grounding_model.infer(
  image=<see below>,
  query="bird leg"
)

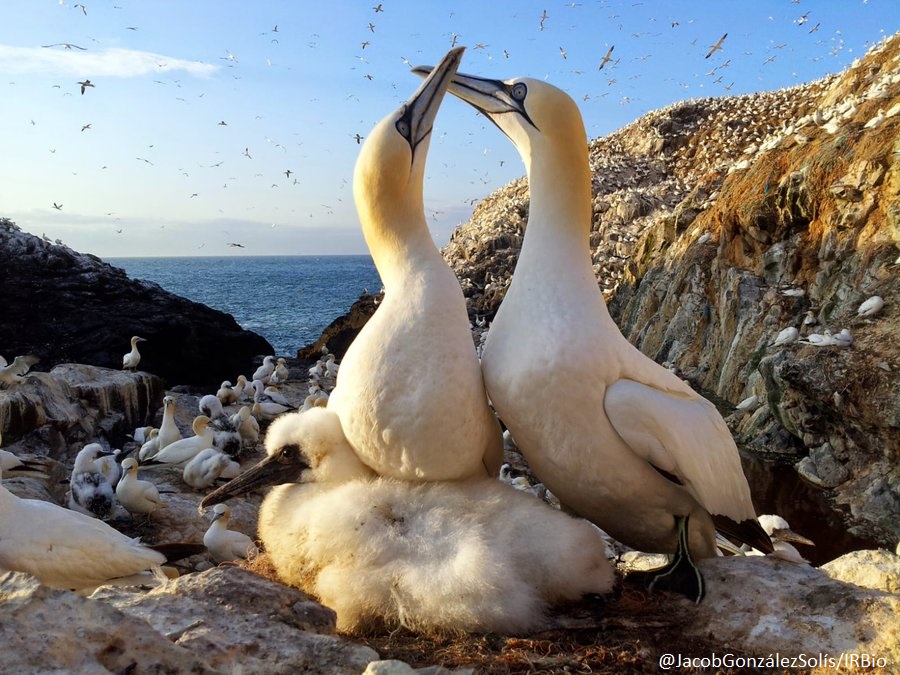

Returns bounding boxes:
[628,515,705,604]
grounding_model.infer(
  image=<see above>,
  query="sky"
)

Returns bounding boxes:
[1,1,897,258]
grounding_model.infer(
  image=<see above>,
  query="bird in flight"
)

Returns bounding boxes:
[52,202,63,210]
[598,45,615,69]
[81,123,92,132]
[539,9,549,31]
[74,3,87,15]
[354,133,364,144]
[227,242,245,248]
[43,43,86,50]
[373,3,383,12]
[284,169,293,178]
[705,33,727,59]
[78,79,94,94]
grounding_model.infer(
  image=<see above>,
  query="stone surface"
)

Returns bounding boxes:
[821,548,900,594]
[0,219,273,388]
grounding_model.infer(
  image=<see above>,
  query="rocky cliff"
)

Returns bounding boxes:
[0,219,273,387]
[440,35,900,545]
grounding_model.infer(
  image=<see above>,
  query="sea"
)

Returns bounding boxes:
[106,256,383,356]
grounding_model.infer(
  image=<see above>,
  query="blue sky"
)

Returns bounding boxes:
[1,1,896,257]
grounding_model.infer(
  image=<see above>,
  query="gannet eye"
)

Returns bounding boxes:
[510,82,527,101]
[279,444,300,462]
[395,119,411,138]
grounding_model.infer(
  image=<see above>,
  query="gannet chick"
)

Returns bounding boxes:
[183,448,241,490]
[200,408,615,636]
[116,457,161,518]
[202,503,258,563]
[252,355,276,384]
[122,336,146,371]
[0,465,168,592]
[143,416,214,468]
[157,395,183,450]
[68,443,116,519]
[745,514,815,564]
[0,354,40,387]
[328,46,503,482]
[230,405,260,447]
[770,326,799,349]
[413,64,771,601]
[857,295,884,318]
[217,380,239,406]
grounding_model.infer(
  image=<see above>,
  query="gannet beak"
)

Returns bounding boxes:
[770,527,816,547]
[410,65,535,128]
[199,449,310,509]
[399,46,464,151]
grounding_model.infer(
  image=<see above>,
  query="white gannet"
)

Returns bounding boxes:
[230,405,260,447]
[413,65,771,600]
[252,355,276,384]
[770,326,800,349]
[0,433,50,479]
[137,428,160,462]
[122,336,146,371]
[143,415,214,468]
[216,380,239,406]
[328,46,503,482]
[183,447,241,490]
[270,358,290,384]
[68,443,117,519]
[832,328,854,348]
[324,353,339,378]
[0,354,40,387]
[234,374,251,400]
[157,395,183,450]
[130,425,154,445]
[200,408,615,635]
[0,465,169,592]
[94,447,128,489]
[800,329,836,346]
[202,503,258,564]
[857,295,884,318]
[116,457,162,519]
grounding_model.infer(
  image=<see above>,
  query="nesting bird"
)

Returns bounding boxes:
[200,407,615,635]
[143,415,215,468]
[183,448,241,490]
[328,46,503,482]
[122,336,146,371]
[202,503,258,564]
[157,395,183,451]
[252,355,276,384]
[116,457,162,519]
[412,63,771,600]
[857,295,884,318]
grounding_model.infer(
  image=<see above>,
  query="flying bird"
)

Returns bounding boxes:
[598,46,615,69]
[77,79,94,94]
[539,9,549,30]
[43,43,86,50]
[52,202,63,210]
[705,33,727,58]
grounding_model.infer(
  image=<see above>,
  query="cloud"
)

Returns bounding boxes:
[0,44,218,78]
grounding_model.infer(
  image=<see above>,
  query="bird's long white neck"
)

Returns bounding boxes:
[518,136,593,277]
[361,205,446,291]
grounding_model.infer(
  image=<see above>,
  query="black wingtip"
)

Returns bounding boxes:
[713,514,774,554]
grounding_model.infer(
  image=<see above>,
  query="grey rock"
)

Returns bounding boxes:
[821,548,900,594]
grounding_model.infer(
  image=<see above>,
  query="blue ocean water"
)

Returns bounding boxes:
[106,256,382,355]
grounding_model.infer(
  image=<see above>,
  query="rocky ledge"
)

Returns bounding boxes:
[0,219,273,388]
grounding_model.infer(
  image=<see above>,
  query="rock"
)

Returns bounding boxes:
[0,364,164,456]
[297,292,381,360]
[93,566,379,674]
[363,661,475,675]
[675,556,900,661]
[0,571,215,673]
[0,220,273,388]
[821,548,900,594]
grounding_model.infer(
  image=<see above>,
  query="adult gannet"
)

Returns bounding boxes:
[116,457,162,519]
[202,503,258,563]
[157,395,183,450]
[216,380,239,406]
[412,65,771,600]
[230,405,260,448]
[143,415,214,468]
[137,428,160,462]
[770,326,800,349]
[252,355,276,384]
[200,408,614,635]
[122,336,146,371]
[857,295,884,318]
[199,394,242,457]
[68,443,117,519]
[0,465,168,592]
[270,358,290,384]
[0,433,49,479]
[327,47,503,481]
